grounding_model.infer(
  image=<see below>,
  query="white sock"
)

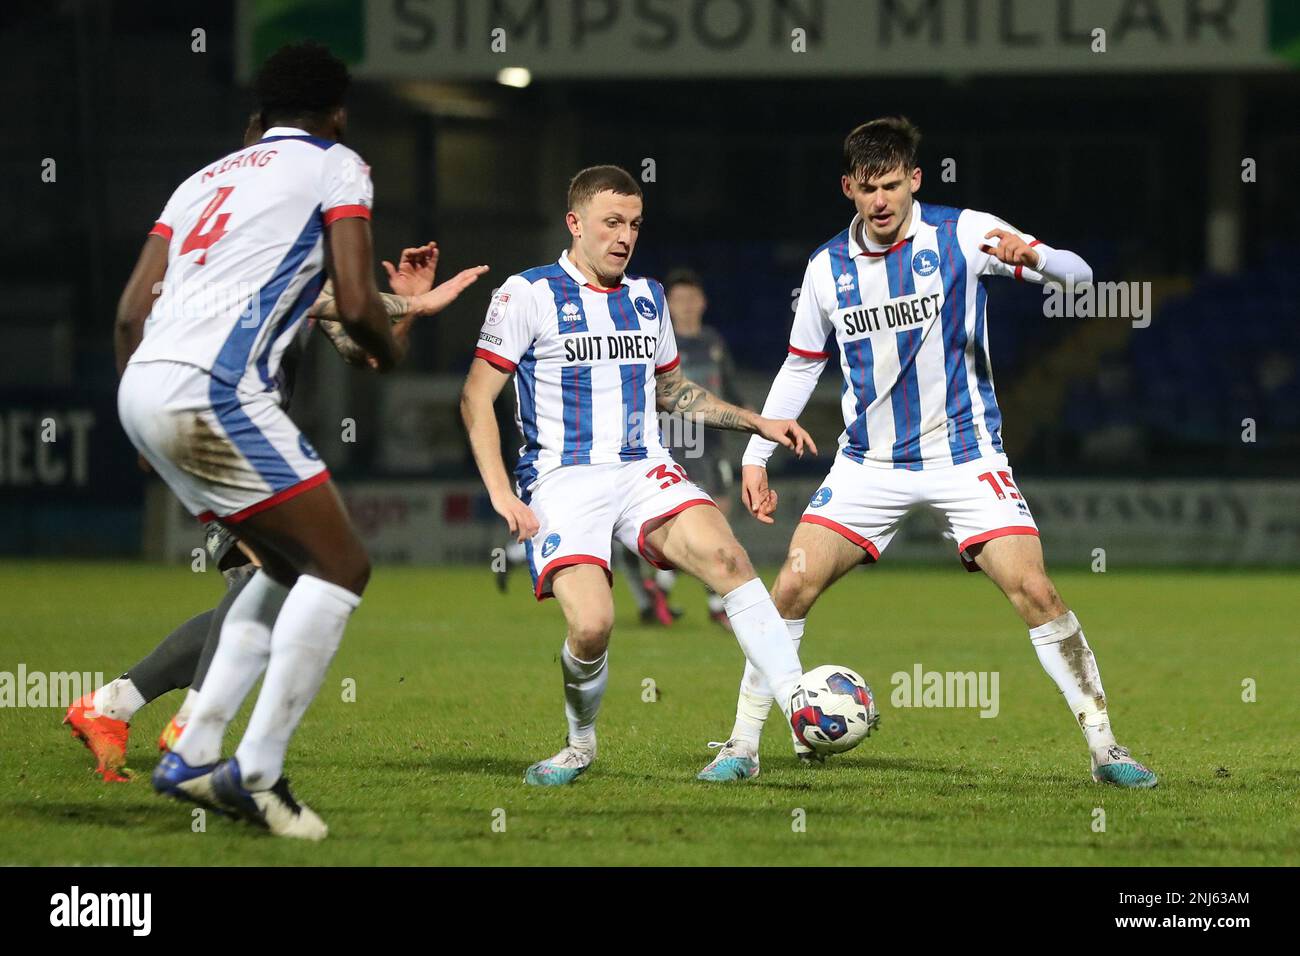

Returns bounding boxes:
[93,677,147,722]
[1029,610,1117,752]
[730,619,803,748]
[654,569,677,593]
[561,642,607,754]
[175,571,288,767]
[723,580,803,718]
[174,688,199,724]
[234,575,360,790]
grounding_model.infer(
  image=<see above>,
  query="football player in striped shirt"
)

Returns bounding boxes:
[699,117,1156,789]
[461,166,818,786]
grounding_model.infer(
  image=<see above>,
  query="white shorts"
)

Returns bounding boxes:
[522,457,716,600]
[118,360,328,523]
[801,451,1039,571]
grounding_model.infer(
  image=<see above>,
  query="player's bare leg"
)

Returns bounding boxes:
[157,480,371,838]
[697,521,865,780]
[972,533,1157,788]
[701,491,735,629]
[645,504,807,780]
[524,564,614,786]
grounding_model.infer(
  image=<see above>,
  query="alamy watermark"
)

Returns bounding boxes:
[0,665,105,708]
[1042,276,1151,329]
[627,410,706,458]
[891,664,1000,718]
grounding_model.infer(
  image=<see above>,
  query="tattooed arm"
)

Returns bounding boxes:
[655,362,753,431]
[311,281,410,367]
[311,260,490,368]
[312,282,410,323]
[655,362,817,455]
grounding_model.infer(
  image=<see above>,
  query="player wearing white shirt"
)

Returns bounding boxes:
[700,117,1156,789]
[115,44,413,838]
[462,166,821,786]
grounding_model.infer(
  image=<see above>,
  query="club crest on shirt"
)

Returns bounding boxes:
[634,296,658,321]
[836,272,856,294]
[912,249,939,276]
[809,486,832,508]
[541,532,561,558]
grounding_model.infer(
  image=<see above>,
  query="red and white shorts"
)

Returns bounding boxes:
[523,457,715,600]
[118,360,328,523]
[800,451,1038,570]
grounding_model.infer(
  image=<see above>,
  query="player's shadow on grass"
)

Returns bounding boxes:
[749,753,975,782]
[384,753,534,778]
[3,797,201,835]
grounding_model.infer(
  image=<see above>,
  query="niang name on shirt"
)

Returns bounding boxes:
[563,332,658,363]
[839,292,942,338]
[201,148,279,182]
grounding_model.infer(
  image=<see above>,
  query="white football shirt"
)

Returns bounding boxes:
[129,126,373,398]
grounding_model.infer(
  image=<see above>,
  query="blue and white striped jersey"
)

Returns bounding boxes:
[474,252,679,493]
[788,202,1039,470]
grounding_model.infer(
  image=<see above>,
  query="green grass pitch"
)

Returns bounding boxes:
[1,561,1296,866]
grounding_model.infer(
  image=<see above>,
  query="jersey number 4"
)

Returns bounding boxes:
[180,186,234,264]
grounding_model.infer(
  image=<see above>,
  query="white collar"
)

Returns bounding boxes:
[261,126,313,139]
[848,200,923,257]
[558,250,626,290]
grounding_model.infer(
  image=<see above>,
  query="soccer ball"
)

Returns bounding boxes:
[789,665,880,756]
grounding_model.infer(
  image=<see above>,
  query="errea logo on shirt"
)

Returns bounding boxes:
[836,272,856,293]
[560,302,582,323]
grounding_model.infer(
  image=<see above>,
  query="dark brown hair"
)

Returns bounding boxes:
[567,165,643,213]
[843,116,922,182]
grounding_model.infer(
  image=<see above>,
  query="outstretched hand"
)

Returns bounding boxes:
[383,242,439,296]
[411,265,490,316]
[980,229,1041,269]
[755,417,818,458]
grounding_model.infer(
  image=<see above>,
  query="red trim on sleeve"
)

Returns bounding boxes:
[1014,240,1044,282]
[799,515,881,562]
[474,348,517,373]
[655,355,680,374]
[788,345,830,360]
[149,222,173,241]
[322,204,372,225]
[637,498,717,570]
[535,555,613,601]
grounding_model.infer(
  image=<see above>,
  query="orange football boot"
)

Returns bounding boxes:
[63,693,131,782]
[157,713,187,753]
